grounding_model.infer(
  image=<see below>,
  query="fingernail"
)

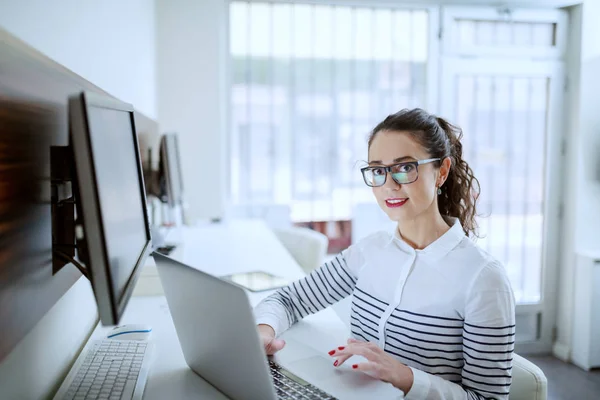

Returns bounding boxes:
[334,360,339,367]
[328,350,335,356]
[338,346,345,350]
[352,364,358,369]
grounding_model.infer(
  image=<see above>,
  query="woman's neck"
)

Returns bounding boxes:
[397,208,451,250]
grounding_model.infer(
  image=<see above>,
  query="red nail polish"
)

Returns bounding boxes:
[334,360,339,367]
[352,364,358,369]
[328,350,335,355]
[338,346,345,350]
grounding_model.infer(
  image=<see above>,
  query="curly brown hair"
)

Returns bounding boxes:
[368,108,481,237]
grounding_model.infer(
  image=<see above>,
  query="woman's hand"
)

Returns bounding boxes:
[258,324,286,355]
[328,338,414,393]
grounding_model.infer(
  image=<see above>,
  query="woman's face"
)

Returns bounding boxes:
[368,130,445,223]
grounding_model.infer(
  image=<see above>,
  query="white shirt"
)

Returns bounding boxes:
[254,217,516,400]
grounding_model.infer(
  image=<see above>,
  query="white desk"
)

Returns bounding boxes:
[91,220,401,399]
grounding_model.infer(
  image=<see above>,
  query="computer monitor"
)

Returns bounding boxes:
[69,91,153,325]
[159,133,184,207]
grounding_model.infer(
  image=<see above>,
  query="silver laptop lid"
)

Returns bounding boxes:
[153,252,277,400]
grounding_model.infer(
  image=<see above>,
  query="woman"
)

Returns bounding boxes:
[254,108,516,399]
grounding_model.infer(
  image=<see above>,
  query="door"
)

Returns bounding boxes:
[440,7,567,354]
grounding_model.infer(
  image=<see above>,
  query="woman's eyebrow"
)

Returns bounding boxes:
[367,156,415,165]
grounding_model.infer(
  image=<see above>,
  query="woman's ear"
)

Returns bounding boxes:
[438,157,452,187]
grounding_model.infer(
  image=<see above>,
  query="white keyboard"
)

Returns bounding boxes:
[53,339,153,400]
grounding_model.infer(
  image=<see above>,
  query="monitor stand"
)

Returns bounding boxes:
[155,244,177,256]
[50,145,90,280]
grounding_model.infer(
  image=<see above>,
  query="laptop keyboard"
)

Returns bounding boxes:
[269,360,337,400]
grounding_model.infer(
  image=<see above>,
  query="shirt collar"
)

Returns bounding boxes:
[389,216,466,259]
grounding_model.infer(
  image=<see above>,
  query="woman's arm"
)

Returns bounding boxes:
[254,250,360,337]
[406,261,516,400]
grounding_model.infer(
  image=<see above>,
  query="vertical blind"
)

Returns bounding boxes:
[449,19,558,303]
[230,1,429,222]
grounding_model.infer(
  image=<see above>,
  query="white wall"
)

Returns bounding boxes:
[0,1,156,397]
[554,0,600,361]
[0,0,157,118]
[155,0,229,223]
[0,279,98,400]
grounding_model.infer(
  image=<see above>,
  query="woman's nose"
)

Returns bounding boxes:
[382,171,400,190]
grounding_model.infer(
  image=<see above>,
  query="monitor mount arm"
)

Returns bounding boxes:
[50,145,89,279]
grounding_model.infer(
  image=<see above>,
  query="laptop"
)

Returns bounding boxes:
[153,252,403,400]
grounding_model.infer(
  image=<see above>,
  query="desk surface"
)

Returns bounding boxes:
[92,220,401,399]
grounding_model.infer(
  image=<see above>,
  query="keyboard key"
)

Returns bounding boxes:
[120,379,136,399]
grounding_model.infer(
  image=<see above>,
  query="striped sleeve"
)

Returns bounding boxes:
[405,261,516,400]
[253,247,361,337]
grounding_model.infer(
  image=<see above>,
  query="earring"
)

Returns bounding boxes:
[437,187,442,196]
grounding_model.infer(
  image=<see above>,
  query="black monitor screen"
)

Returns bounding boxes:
[87,107,148,301]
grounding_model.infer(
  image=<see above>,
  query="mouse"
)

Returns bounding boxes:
[107,324,152,341]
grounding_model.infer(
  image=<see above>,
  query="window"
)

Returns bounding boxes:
[441,7,567,347]
[230,1,429,222]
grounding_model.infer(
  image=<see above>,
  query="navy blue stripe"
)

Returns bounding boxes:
[354,286,388,306]
[279,288,304,321]
[351,307,379,327]
[353,292,386,313]
[386,328,463,347]
[463,367,511,379]
[264,297,293,324]
[324,263,352,295]
[390,314,464,330]
[464,322,515,330]
[350,315,378,335]
[395,309,464,323]
[352,301,381,320]
[351,323,379,342]
[463,357,513,370]
[385,341,463,363]
[432,372,462,378]
[309,273,335,305]
[462,384,509,396]
[340,255,351,270]
[463,344,514,357]
[387,320,463,337]
[463,344,512,362]
[293,281,316,314]
[462,376,511,388]
[385,334,464,354]
[335,255,356,284]
[289,283,311,316]
[331,257,354,289]
[386,349,463,371]
[305,274,328,309]
[351,329,373,343]
[315,266,345,301]
[310,268,342,304]
[273,293,296,323]
[299,278,324,310]
[464,327,515,338]
[466,391,489,400]
[463,335,515,347]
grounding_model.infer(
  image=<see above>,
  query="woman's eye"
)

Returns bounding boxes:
[372,167,386,176]
[397,164,415,173]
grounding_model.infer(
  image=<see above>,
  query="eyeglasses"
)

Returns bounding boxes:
[360,158,441,187]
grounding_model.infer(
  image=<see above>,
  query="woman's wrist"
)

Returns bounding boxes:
[257,323,276,337]
[393,364,414,394]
